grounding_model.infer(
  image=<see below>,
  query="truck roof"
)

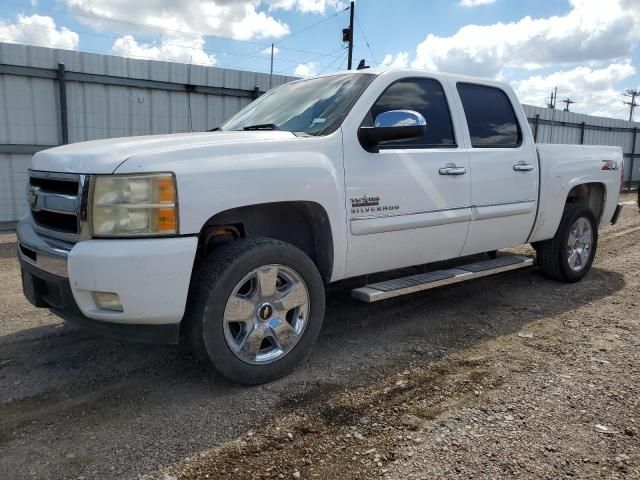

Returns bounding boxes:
[309,67,510,90]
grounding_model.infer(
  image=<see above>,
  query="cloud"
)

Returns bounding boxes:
[63,0,290,41]
[459,0,496,6]
[266,0,346,14]
[261,45,280,55]
[381,52,410,68]
[411,0,640,77]
[0,14,79,49]
[112,33,217,65]
[293,61,318,76]
[513,62,636,118]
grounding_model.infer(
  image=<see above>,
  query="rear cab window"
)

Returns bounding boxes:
[456,83,522,148]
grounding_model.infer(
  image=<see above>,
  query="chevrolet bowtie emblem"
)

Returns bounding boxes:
[28,186,39,210]
[259,304,273,320]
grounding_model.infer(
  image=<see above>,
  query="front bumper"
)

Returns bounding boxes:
[20,259,180,344]
[17,218,198,344]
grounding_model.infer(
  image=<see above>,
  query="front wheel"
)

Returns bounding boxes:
[185,237,325,385]
[536,204,598,283]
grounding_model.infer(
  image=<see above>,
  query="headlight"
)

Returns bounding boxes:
[91,173,178,237]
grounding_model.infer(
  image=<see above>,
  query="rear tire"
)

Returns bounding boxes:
[536,204,598,283]
[185,237,325,385]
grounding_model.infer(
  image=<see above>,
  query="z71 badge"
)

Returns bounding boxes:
[350,195,399,215]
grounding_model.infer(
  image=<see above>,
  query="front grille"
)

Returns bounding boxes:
[28,171,90,241]
[29,176,79,195]
[32,210,79,234]
[19,244,37,261]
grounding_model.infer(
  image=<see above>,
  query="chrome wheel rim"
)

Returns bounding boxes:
[223,264,309,365]
[566,217,593,272]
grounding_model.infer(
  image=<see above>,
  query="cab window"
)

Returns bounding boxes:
[363,78,456,148]
[457,83,522,148]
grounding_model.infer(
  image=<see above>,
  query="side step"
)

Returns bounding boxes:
[351,255,534,303]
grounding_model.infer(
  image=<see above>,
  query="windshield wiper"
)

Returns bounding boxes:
[242,123,280,131]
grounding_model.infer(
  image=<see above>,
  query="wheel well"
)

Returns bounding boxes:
[566,183,605,221]
[197,201,334,283]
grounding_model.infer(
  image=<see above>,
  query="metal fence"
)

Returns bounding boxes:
[1,42,639,227]
[523,104,639,190]
[0,43,296,226]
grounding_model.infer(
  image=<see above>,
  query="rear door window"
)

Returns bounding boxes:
[457,83,522,148]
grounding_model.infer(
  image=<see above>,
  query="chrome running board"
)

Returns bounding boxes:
[351,255,534,303]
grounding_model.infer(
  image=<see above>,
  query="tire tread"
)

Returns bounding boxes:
[184,237,324,384]
[536,203,597,283]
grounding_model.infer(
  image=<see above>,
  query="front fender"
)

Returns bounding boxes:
[115,133,348,281]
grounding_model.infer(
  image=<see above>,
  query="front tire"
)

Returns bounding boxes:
[536,204,598,283]
[185,237,325,385]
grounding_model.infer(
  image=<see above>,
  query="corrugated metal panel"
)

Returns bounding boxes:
[0,153,30,222]
[0,42,297,146]
[1,42,639,223]
[0,43,296,222]
[522,104,639,185]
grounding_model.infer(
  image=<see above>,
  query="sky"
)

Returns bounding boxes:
[0,0,639,120]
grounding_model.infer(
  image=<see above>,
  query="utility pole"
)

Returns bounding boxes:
[343,1,355,70]
[624,89,639,122]
[561,98,576,112]
[548,86,558,143]
[269,43,274,90]
[547,88,557,109]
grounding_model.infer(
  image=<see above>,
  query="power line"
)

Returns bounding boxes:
[0,16,345,71]
[0,0,346,61]
[275,6,349,45]
[274,46,346,75]
[317,50,347,75]
[0,37,243,69]
[223,12,346,71]
[1,0,352,78]
[354,14,377,65]
[0,0,268,47]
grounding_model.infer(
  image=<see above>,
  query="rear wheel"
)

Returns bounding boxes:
[536,204,598,283]
[185,237,325,384]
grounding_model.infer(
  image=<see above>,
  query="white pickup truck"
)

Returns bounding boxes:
[18,69,623,384]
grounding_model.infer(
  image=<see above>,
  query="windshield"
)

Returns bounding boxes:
[220,73,376,136]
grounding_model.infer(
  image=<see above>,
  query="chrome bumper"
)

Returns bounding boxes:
[16,217,71,278]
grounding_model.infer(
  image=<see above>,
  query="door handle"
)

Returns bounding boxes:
[513,163,534,172]
[439,166,467,175]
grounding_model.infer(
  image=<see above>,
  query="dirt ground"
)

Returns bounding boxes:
[1,194,639,480]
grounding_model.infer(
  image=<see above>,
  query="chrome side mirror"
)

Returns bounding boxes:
[358,110,427,153]
[374,110,427,128]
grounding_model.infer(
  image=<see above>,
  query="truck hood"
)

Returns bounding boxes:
[31,131,297,174]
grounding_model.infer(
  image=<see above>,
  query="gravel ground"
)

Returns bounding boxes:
[1,194,639,479]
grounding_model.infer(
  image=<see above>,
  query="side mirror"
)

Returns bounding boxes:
[358,110,427,152]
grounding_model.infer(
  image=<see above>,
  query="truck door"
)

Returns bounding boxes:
[454,82,539,256]
[343,76,471,278]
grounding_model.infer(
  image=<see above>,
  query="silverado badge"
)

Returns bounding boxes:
[350,194,399,215]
